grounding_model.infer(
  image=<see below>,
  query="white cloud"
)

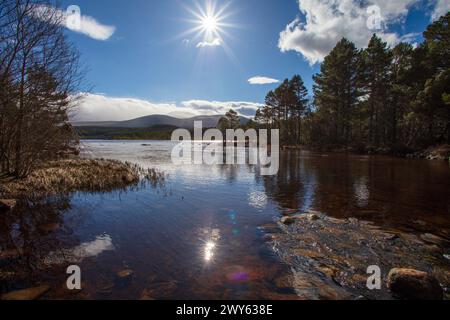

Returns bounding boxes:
[32,5,115,41]
[278,0,419,65]
[197,38,221,48]
[248,76,280,85]
[70,94,262,122]
[431,0,450,21]
[70,13,116,41]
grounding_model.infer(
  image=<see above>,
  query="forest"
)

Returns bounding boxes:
[250,13,449,153]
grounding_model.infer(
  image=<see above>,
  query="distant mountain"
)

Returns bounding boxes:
[72,114,249,129]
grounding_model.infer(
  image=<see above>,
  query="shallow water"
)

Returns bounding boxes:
[1,140,449,299]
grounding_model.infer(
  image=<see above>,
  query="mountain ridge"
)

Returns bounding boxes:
[72,114,249,129]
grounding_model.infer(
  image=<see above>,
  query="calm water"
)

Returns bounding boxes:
[1,140,449,299]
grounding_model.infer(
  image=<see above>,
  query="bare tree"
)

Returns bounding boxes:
[1,0,83,177]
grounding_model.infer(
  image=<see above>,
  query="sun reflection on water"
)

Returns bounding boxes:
[200,228,221,263]
[204,241,216,262]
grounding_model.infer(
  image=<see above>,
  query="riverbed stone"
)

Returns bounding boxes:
[0,199,16,211]
[420,233,445,246]
[307,213,321,221]
[280,216,297,225]
[387,268,443,300]
[38,223,60,233]
[1,285,51,300]
[117,269,134,279]
[0,249,20,262]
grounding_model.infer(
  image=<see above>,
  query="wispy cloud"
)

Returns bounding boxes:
[71,94,262,122]
[431,0,450,21]
[33,5,115,41]
[197,38,221,48]
[248,76,280,85]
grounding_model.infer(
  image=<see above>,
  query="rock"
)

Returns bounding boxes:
[141,280,177,299]
[140,289,155,300]
[281,208,298,216]
[381,232,399,241]
[115,269,134,287]
[387,268,443,300]
[0,199,16,211]
[420,233,445,246]
[0,249,20,262]
[280,216,297,225]
[274,274,293,289]
[38,223,60,233]
[263,234,276,242]
[444,254,450,261]
[412,220,427,226]
[281,215,304,225]
[307,213,320,221]
[1,285,51,300]
[116,269,134,280]
[347,218,359,224]
[0,270,15,280]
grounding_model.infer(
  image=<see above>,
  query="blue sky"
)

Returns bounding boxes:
[62,0,449,121]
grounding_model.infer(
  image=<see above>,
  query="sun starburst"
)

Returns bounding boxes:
[180,0,236,48]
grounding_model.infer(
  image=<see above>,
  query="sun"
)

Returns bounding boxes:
[179,0,238,57]
[202,15,218,33]
[182,0,233,41]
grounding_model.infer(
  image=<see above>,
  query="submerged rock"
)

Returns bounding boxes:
[140,279,178,300]
[0,249,20,262]
[0,199,16,211]
[116,269,134,280]
[387,268,443,300]
[38,223,60,233]
[1,285,51,300]
[420,233,446,246]
[281,216,297,225]
[265,212,450,300]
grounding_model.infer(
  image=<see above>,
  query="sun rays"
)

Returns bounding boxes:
[181,0,236,49]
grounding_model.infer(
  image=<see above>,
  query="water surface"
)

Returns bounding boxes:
[1,140,449,299]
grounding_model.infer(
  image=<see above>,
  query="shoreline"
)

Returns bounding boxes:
[282,144,450,161]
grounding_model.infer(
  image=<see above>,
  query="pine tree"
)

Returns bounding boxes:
[361,34,393,146]
[313,38,362,145]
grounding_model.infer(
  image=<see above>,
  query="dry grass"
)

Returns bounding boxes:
[0,159,156,199]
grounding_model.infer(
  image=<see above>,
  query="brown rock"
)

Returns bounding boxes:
[38,223,60,233]
[0,199,16,211]
[281,216,296,225]
[116,269,134,279]
[0,249,20,261]
[307,213,321,221]
[274,274,293,288]
[420,233,445,246]
[387,268,443,300]
[1,285,51,300]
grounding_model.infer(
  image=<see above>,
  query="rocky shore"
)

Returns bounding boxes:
[261,212,450,300]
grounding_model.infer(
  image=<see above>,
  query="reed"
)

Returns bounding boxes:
[0,159,156,199]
